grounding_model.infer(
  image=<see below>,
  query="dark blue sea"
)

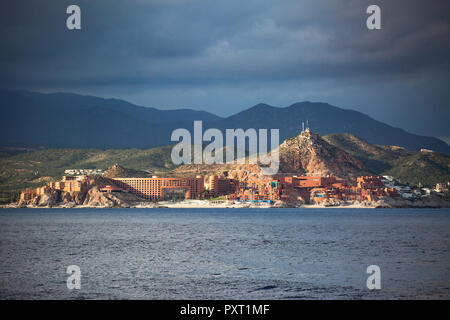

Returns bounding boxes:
[0,208,449,299]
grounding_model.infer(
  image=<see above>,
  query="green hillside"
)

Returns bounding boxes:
[1,133,449,203]
[385,152,450,187]
[0,146,174,203]
[323,133,450,187]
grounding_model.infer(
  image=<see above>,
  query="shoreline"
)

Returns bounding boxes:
[1,199,448,209]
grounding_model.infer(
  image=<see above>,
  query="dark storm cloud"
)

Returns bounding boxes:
[0,0,449,138]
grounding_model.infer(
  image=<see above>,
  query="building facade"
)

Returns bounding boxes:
[112,176,204,200]
[206,175,239,197]
[48,175,88,193]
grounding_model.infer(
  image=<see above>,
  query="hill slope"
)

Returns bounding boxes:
[279,130,370,179]
[173,129,371,181]
[385,152,450,187]
[0,146,174,202]
[2,132,448,203]
[323,133,450,187]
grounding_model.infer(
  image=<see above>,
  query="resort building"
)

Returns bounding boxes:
[356,176,385,189]
[48,175,89,193]
[311,176,398,203]
[292,176,338,188]
[100,185,123,193]
[19,171,400,205]
[19,188,37,202]
[205,175,239,197]
[19,175,90,202]
[111,176,204,200]
[226,179,281,202]
[226,175,398,204]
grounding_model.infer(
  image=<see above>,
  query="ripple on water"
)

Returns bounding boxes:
[0,207,449,299]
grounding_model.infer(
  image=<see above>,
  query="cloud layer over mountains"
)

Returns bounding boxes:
[1,0,449,139]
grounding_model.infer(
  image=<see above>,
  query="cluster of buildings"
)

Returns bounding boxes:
[110,175,243,201]
[381,175,449,200]
[310,176,397,203]
[22,165,447,205]
[19,172,400,204]
[20,175,89,202]
[225,175,398,204]
[205,175,239,197]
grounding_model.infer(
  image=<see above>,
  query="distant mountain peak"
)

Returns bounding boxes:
[249,103,276,110]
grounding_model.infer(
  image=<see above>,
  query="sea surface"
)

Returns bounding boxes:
[0,208,449,299]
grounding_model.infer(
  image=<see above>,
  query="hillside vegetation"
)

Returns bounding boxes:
[385,152,450,187]
[0,146,174,203]
[1,132,448,203]
[323,133,449,187]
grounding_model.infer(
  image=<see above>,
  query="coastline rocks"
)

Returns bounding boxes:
[38,192,58,207]
[82,186,138,208]
[322,199,345,207]
[273,200,291,208]
[61,191,73,204]
[24,190,59,207]
[13,178,146,208]
[375,195,450,208]
[83,187,115,207]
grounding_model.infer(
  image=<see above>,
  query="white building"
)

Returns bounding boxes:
[64,169,104,175]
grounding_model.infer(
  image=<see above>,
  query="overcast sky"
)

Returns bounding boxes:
[1,0,449,141]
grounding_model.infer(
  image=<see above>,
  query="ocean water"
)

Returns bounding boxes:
[0,208,449,300]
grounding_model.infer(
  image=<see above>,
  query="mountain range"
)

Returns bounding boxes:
[0,90,449,155]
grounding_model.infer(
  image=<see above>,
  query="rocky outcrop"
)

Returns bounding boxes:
[83,187,116,207]
[174,130,370,181]
[315,198,346,207]
[103,164,150,178]
[375,195,450,208]
[82,186,135,208]
[24,189,59,207]
[173,163,263,182]
[16,176,144,208]
[278,129,370,179]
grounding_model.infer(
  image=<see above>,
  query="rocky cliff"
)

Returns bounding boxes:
[18,176,144,208]
[278,129,370,179]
